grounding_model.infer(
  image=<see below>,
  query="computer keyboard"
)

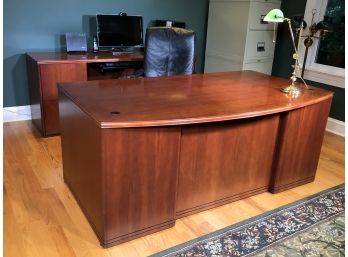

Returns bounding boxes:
[97,61,143,72]
[111,51,135,56]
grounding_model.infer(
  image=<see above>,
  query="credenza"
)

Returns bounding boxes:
[26,52,143,137]
[58,71,332,247]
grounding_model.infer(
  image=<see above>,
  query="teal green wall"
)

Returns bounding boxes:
[4,0,209,107]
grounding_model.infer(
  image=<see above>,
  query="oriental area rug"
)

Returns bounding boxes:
[150,184,345,257]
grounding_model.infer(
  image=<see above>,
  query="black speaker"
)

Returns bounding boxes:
[65,33,87,53]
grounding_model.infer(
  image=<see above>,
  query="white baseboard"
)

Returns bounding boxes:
[3,105,32,123]
[3,106,345,137]
[326,118,345,137]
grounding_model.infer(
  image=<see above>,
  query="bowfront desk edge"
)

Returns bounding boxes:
[58,71,333,247]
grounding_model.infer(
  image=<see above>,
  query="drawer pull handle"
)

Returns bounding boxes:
[110,111,121,116]
[260,15,268,24]
[257,42,266,52]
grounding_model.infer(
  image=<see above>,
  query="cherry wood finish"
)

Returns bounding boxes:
[270,98,332,193]
[26,56,42,133]
[27,51,143,64]
[39,63,87,135]
[26,52,144,137]
[4,121,344,257]
[59,92,104,239]
[58,71,333,247]
[60,91,181,247]
[102,127,181,246]
[4,120,345,257]
[58,71,332,128]
[176,115,279,218]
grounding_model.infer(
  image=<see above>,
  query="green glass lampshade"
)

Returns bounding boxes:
[264,9,285,23]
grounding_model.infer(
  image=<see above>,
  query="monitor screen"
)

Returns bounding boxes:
[96,14,143,48]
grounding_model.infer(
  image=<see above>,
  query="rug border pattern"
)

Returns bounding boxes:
[150,184,345,257]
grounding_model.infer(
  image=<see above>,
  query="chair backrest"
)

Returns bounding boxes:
[144,27,195,77]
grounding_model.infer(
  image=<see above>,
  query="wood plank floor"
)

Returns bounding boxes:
[4,121,345,257]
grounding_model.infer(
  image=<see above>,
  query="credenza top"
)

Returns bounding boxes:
[27,51,143,64]
[58,71,333,128]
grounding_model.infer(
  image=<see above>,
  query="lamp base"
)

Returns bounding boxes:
[280,84,302,97]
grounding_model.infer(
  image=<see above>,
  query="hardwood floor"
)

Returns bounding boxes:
[4,121,345,257]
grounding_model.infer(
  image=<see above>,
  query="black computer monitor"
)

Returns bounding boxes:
[96,14,143,50]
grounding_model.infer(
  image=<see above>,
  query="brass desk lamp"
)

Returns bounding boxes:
[264,9,309,97]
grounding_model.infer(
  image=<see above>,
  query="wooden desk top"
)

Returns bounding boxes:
[27,52,144,64]
[58,71,333,128]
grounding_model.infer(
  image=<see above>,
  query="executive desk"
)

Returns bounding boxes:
[58,71,332,247]
[27,52,143,137]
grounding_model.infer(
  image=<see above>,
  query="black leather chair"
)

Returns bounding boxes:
[144,27,195,77]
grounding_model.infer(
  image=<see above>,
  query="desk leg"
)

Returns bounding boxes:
[270,98,332,193]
